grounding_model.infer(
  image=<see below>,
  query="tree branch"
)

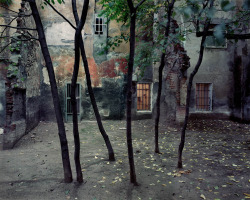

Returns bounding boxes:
[0,35,38,41]
[135,0,146,10]
[43,0,76,30]
[0,5,19,14]
[196,31,250,39]
[0,42,12,55]
[0,16,18,37]
[0,25,37,31]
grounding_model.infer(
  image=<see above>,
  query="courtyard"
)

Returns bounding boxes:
[0,119,249,200]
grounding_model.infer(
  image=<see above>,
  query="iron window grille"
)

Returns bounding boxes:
[196,83,212,111]
[65,83,81,121]
[137,83,151,111]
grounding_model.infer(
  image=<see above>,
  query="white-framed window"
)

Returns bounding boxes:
[94,16,104,35]
[205,24,227,48]
[196,83,212,111]
[137,83,151,111]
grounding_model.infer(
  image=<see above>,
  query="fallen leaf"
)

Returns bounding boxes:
[200,194,206,199]
[244,193,250,197]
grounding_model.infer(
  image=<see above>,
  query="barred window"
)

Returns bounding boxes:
[65,83,80,121]
[94,17,104,35]
[137,83,151,111]
[196,83,212,111]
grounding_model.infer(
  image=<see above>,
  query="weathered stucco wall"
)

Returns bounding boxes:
[36,0,130,121]
[0,1,42,149]
[184,26,233,119]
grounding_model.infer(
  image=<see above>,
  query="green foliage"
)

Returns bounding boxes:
[99,33,129,55]
[213,23,226,42]
[6,63,19,78]
[41,0,64,9]
[134,41,153,79]
[220,0,235,12]
[99,0,129,23]
[99,0,249,74]
[0,0,12,6]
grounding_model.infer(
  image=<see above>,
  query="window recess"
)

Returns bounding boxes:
[196,83,212,111]
[94,15,106,35]
[137,83,151,111]
[205,24,227,48]
[65,83,81,121]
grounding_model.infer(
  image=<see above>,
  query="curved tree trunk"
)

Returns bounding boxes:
[70,0,90,183]
[71,0,115,161]
[177,11,213,168]
[154,54,165,153]
[79,39,115,161]
[28,0,72,183]
[155,0,175,154]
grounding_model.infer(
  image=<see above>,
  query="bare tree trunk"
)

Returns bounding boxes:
[70,0,90,183]
[126,12,137,185]
[126,0,147,185]
[28,0,72,183]
[154,0,175,153]
[177,16,212,169]
[155,54,164,153]
[71,0,115,161]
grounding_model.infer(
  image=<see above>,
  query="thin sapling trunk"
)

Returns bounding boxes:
[70,0,90,183]
[155,0,175,153]
[28,0,73,183]
[71,0,115,161]
[177,3,213,168]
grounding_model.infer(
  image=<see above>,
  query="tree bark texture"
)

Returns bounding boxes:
[28,0,73,183]
[177,5,213,168]
[70,0,90,183]
[72,0,115,161]
[154,0,175,154]
[126,0,137,185]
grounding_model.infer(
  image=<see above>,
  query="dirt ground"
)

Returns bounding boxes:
[0,119,249,200]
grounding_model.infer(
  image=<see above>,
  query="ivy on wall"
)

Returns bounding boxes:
[0,0,13,6]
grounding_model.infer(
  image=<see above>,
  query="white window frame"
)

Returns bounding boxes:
[94,15,106,35]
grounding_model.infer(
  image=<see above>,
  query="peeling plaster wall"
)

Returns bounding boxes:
[36,0,130,121]
[0,2,42,149]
